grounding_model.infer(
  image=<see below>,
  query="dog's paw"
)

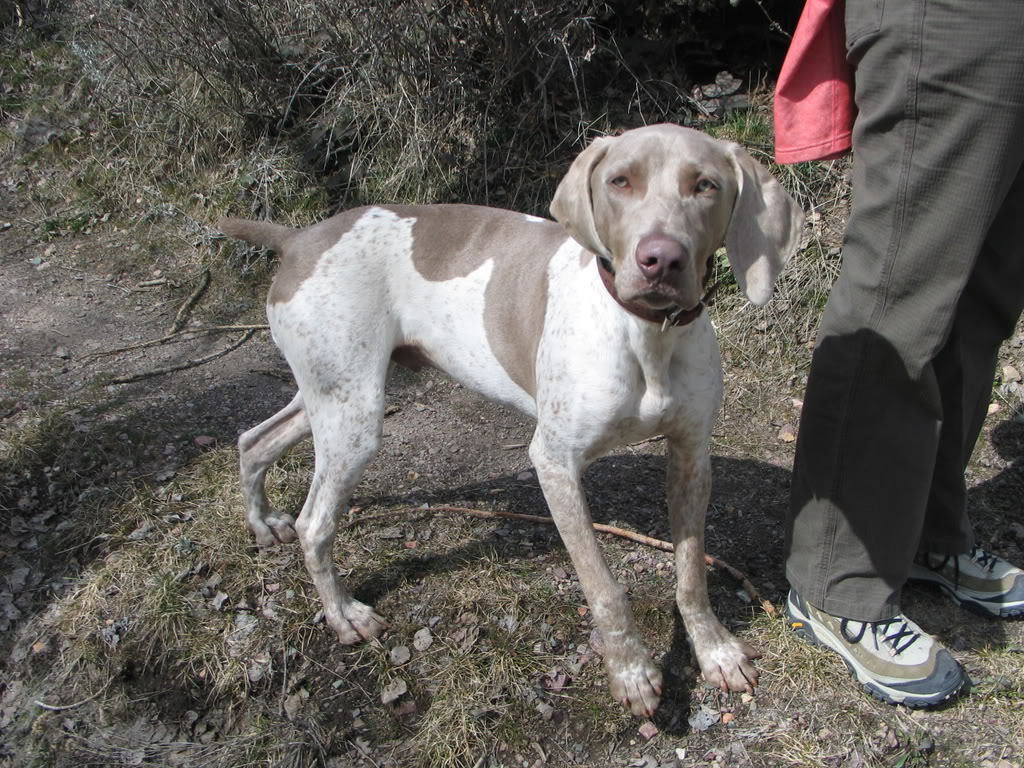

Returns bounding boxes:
[251,514,297,547]
[265,514,297,543]
[697,637,761,693]
[328,599,388,645]
[607,656,663,718]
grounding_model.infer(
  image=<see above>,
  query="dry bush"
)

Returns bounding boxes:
[63,0,795,218]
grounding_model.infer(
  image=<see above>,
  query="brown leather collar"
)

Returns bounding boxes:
[596,256,707,329]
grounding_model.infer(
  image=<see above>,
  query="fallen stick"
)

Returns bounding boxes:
[168,268,211,333]
[35,679,111,711]
[348,504,776,617]
[88,324,268,359]
[109,329,257,384]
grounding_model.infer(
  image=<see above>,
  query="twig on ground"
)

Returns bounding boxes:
[35,679,111,711]
[132,278,167,290]
[109,329,257,384]
[88,324,269,359]
[169,268,210,333]
[250,367,294,383]
[347,504,776,616]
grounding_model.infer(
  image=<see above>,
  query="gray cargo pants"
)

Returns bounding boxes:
[786,0,1024,622]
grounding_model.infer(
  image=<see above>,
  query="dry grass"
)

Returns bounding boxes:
[2,5,1023,768]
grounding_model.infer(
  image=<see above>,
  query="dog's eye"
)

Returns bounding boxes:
[609,176,631,190]
[696,178,718,194]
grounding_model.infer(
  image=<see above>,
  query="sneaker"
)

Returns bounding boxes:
[909,547,1024,618]
[786,590,967,707]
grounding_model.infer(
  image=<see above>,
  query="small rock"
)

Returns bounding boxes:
[54,346,70,359]
[1003,364,1021,383]
[687,705,720,732]
[389,645,411,665]
[413,627,433,651]
[638,720,659,741]
[535,701,555,721]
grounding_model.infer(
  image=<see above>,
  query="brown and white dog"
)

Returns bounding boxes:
[220,123,803,717]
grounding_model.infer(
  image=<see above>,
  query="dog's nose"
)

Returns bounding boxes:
[635,234,686,282]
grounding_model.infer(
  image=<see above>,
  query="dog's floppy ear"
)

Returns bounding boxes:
[724,143,804,305]
[550,135,615,259]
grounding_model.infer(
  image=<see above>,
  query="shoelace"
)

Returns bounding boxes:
[922,547,999,591]
[840,617,920,655]
[971,547,998,572]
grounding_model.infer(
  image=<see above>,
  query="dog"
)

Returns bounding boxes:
[220,123,804,717]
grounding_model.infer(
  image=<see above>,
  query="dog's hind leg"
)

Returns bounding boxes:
[294,380,388,644]
[238,392,311,547]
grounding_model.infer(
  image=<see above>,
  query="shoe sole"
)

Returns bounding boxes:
[785,597,966,708]
[908,574,1024,619]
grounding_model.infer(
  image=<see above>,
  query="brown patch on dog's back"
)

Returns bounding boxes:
[267,210,363,305]
[394,204,567,396]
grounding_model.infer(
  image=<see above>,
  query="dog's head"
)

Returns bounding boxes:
[550,123,804,309]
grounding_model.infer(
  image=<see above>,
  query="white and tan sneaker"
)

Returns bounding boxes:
[786,590,968,708]
[910,547,1024,618]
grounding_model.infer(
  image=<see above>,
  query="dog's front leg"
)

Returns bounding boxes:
[667,436,760,692]
[530,432,663,717]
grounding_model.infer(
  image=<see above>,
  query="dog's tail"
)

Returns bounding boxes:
[217,217,294,253]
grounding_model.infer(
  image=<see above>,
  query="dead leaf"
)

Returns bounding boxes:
[381,677,408,705]
[194,435,216,448]
[452,625,480,652]
[283,689,306,720]
[541,668,569,693]
[777,424,797,443]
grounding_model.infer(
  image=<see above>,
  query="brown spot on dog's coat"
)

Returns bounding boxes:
[391,204,565,396]
[267,212,362,305]
[218,211,362,306]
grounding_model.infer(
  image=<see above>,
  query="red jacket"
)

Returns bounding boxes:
[773,0,854,164]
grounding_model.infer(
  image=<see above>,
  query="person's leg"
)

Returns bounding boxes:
[907,168,1024,619]
[922,169,1024,553]
[787,0,1024,622]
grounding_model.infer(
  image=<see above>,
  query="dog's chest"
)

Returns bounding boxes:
[621,337,720,439]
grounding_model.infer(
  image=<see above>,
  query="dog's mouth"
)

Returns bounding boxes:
[596,251,719,329]
[632,284,692,310]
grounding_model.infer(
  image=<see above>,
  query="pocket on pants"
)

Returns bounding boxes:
[845,0,885,54]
